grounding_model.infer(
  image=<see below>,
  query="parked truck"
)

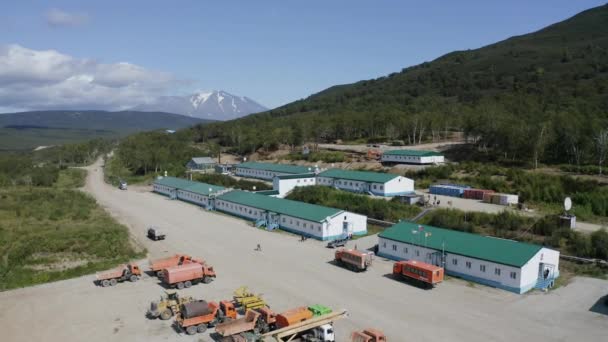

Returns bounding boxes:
[147,226,166,241]
[162,262,216,289]
[148,290,194,320]
[334,248,373,272]
[176,300,225,335]
[218,306,341,342]
[148,254,202,277]
[96,263,141,287]
[392,260,444,288]
[351,329,386,342]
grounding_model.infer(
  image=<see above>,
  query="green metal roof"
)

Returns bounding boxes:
[318,169,398,183]
[383,150,443,157]
[182,182,226,196]
[237,162,311,174]
[379,221,543,267]
[217,190,342,222]
[276,173,316,180]
[153,176,197,190]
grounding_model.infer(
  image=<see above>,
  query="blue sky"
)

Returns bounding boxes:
[0,0,605,110]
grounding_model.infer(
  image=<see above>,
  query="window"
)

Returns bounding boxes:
[495,268,501,276]
[404,247,408,254]
[296,221,300,226]
[466,261,471,269]
[452,259,458,266]
[318,227,321,231]
[480,265,486,272]
[510,272,517,279]
[383,242,386,248]
[373,185,377,189]
[392,244,397,251]
[303,223,307,228]
[380,185,384,190]
[416,251,420,257]
[282,218,286,223]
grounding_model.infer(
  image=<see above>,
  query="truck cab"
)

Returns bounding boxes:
[308,323,335,341]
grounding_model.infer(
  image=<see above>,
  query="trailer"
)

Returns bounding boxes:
[162,262,216,289]
[148,254,202,277]
[262,309,347,342]
[96,263,141,287]
[392,260,444,288]
[334,249,373,272]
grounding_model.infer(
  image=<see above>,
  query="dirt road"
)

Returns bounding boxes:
[0,158,607,341]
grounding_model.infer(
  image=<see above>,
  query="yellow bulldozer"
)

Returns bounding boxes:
[233,286,267,311]
[148,290,194,320]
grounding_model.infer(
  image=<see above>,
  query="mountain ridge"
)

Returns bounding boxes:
[133,90,268,120]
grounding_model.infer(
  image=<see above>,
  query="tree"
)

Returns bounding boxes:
[594,129,608,175]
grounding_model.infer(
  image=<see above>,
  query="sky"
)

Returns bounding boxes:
[0,0,605,112]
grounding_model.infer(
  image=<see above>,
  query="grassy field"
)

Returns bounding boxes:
[0,181,144,290]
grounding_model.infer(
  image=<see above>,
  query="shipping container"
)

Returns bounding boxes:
[463,188,494,200]
[430,185,465,198]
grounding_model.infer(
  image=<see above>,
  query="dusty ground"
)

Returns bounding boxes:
[0,158,607,342]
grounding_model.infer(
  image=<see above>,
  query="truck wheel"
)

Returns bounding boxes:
[176,282,185,290]
[101,279,110,287]
[186,326,197,335]
[197,324,207,333]
[202,276,213,284]
[184,280,192,288]
[129,275,139,282]
[156,271,164,278]
[110,278,118,286]
[160,309,172,320]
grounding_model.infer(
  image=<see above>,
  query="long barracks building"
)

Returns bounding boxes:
[153,177,367,240]
[378,221,559,294]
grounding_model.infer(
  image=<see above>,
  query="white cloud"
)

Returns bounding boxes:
[46,8,89,28]
[0,44,181,111]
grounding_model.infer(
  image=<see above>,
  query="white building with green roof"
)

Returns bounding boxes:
[317,169,414,197]
[381,150,444,165]
[235,162,314,181]
[378,221,559,294]
[215,190,367,240]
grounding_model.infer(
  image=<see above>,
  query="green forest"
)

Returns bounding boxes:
[185,5,608,169]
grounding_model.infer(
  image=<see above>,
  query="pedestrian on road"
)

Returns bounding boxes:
[255,243,262,251]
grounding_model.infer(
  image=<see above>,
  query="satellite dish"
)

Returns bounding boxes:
[564,197,572,211]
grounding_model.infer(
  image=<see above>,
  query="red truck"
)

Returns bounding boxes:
[393,260,444,288]
[96,263,142,287]
[148,254,203,278]
[351,328,387,342]
[335,248,373,272]
[176,300,224,335]
[162,262,216,289]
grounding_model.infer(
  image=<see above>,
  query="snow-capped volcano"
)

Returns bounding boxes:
[133,90,268,120]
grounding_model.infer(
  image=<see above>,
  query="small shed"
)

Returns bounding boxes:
[397,193,423,205]
[187,157,217,171]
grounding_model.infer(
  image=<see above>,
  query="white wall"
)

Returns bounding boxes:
[273,177,316,197]
[326,212,367,237]
[520,248,560,289]
[383,176,414,195]
[153,184,173,196]
[176,189,210,206]
[378,237,523,291]
[279,215,326,239]
[215,199,266,220]
[382,154,444,164]
[236,167,301,180]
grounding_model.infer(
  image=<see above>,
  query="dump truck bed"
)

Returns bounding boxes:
[96,265,126,280]
[215,310,260,336]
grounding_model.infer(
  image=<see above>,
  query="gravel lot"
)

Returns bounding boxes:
[0,159,607,342]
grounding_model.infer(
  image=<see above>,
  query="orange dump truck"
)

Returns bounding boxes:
[148,254,202,277]
[96,263,141,287]
[162,262,216,289]
[176,300,222,335]
[215,307,277,338]
[393,260,444,288]
[351,328,387,342]
[335,248,373,272]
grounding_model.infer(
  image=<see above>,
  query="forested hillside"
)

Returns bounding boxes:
[191,4,608,167]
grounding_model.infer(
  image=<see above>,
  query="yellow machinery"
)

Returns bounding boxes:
[233,286,267,310]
